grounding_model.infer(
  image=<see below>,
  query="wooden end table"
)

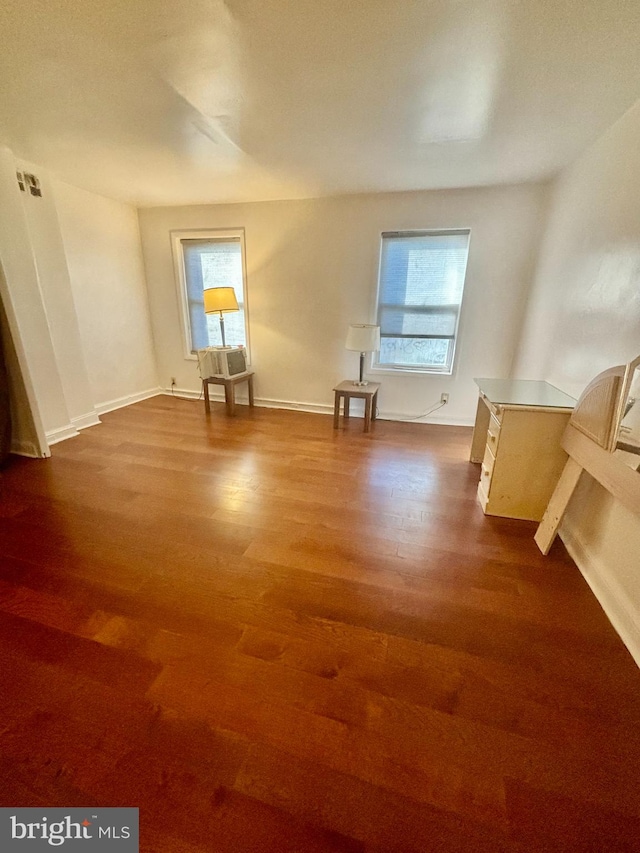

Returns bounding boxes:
[333,380,380,433]
[203,372,255,416]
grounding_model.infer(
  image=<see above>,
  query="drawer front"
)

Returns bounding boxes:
[487,414,501,453]
[486,400,503,423]
[480,444,496,491]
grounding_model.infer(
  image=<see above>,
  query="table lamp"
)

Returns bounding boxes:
[346,324,380,386]
[203,287,239,347]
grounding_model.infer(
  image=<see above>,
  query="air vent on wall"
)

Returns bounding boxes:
[24,173,42,197]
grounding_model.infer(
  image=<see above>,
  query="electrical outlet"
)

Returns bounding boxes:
[440,392,449,404]
[170,376,176,386]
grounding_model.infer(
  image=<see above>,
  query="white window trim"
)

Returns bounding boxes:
[370,228,471,377]
[170,228,251,362]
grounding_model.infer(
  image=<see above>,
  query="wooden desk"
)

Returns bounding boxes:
[203,372,254,416]
[333,381,380,433]
[470,379,575,521]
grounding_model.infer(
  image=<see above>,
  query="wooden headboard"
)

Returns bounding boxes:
[535,357,640,554]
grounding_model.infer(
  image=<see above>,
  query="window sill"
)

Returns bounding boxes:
[370,365,453,377]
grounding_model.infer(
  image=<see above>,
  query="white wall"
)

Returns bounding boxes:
[17,159,98,434]
[515,102,640,397]
[514,99,640,664]
[0,145,161,454]
[54,181,159,412]
[139,184,547,423]
[0,147,67,449]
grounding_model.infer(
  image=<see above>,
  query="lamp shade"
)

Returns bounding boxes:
[203,287,239,314]
[346,324,380,352]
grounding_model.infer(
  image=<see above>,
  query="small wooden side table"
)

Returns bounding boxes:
[203,372,255,416]
[333,380,380,433]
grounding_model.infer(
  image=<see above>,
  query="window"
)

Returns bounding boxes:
[375,230,470,373]
[173,230,248,355]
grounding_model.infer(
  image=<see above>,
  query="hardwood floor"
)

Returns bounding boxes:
[1,394,639,852]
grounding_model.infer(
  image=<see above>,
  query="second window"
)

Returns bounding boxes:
[375,230,470,373]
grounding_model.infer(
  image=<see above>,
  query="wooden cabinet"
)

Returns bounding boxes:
[470,379,575,522]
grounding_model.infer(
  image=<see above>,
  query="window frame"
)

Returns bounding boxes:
[371,228,470,376]
[171,228,250,361]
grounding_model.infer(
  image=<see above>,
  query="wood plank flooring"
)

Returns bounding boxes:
[1,394,639,852]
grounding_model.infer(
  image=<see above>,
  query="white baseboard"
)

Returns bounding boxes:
[72,411,102,431]
[46,391,163,444]
[44,388,162,446]
[162,389,332,412]
[162,388,203,401]
[162,389,472,426]
[46,423,79,445]
[95,387,163,415]
[560,522,640,668]
[254,397,334,415]
[257,395,473,426]
[380,411,475,426]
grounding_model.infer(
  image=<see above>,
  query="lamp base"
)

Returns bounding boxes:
[352,380,369,386]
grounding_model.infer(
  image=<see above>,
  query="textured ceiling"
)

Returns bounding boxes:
[1,0,639,206]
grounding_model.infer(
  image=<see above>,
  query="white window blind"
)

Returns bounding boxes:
[181,237,247,351]
[376,230,470,373]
